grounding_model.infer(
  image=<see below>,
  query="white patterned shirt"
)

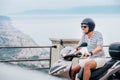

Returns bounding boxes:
[78,31,105,58]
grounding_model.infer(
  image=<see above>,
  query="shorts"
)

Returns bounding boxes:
[79,57,106,69]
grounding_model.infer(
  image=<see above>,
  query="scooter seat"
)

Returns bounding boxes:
[78,59,117,80]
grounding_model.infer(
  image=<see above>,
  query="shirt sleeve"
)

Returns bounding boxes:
[97,32,103,46]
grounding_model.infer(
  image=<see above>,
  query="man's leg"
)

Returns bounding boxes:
[71,64,81,80]
[83,60,96,80]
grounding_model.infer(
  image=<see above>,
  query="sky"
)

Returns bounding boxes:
[0,0,120,15]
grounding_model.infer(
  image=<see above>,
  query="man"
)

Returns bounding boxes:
[71,18,106,80]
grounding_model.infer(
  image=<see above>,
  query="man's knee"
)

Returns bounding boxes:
[84,61,96,69]
[72,64,81,73]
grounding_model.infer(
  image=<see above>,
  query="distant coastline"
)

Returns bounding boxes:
[11,5,120,15]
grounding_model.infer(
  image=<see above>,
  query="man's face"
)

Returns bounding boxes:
[81,24,89,34]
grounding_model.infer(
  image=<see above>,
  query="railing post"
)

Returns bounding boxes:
[49,38,80,66]
[49,47,52,68]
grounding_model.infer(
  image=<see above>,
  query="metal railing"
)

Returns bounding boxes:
[0,45,57,70]
[0,44,110,70]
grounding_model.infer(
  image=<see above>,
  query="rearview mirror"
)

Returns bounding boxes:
[79,42,88,47]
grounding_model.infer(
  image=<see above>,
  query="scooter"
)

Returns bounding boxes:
[49,41,120,80]
[49,40,87,80]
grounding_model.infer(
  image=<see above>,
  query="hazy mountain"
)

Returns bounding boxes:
[0,15,49,69]
[15,5,120,15]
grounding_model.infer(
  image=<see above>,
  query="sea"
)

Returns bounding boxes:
[9,14,120,56]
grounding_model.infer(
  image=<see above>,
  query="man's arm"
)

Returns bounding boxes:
[91,46,103,55]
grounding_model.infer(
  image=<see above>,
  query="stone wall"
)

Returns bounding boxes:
[50,38,80,66]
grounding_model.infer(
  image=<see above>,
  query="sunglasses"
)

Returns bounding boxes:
[81,26,88,28]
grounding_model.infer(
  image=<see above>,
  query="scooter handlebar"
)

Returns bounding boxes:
[63,52,82,61]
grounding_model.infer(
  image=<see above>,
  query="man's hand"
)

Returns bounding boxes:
[74,45,80,51]
[82,52,90,57]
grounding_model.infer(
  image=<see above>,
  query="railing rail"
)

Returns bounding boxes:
[0,59,51,62]
[103,45,110,47]
[0,45,57,48]
[0,45,57,69]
